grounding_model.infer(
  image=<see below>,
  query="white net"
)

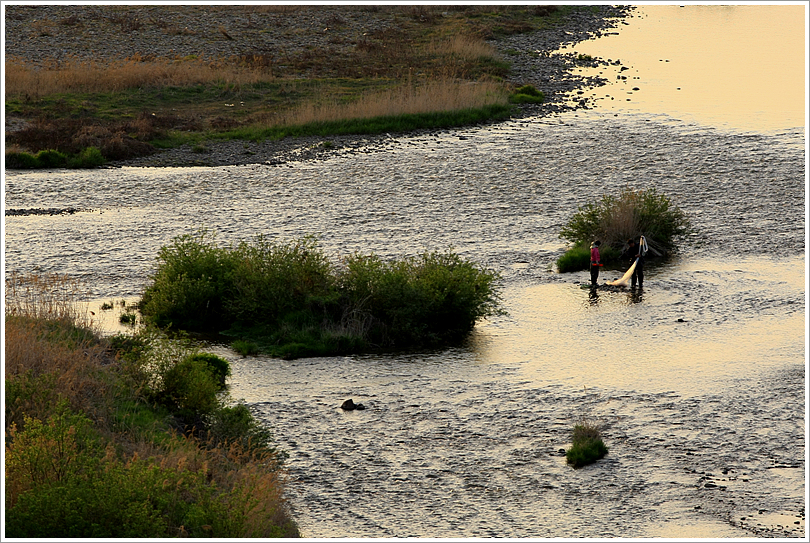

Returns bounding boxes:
[607,258,638,287]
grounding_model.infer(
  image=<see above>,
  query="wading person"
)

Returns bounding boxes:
[589,240,602,286]
[624,237,646,289]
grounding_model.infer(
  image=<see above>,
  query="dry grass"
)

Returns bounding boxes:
[273,78,508,127]
[598,191,641,245]
[572,419,603,443]
[427,33,499,61]
[4,273,112,434]
[5,56,275,97]
[4,271,92,325]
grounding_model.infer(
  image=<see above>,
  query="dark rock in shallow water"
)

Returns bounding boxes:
[341,399,366,411]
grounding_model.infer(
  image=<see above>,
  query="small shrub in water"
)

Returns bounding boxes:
[119,312,137,325]
[566,420,608,468]
[559,186,691,256]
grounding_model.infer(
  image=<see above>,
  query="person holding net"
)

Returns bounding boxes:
[624,237,647,289]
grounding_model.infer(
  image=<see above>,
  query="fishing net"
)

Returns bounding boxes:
[606,236,647,287]
[607,258,637,286]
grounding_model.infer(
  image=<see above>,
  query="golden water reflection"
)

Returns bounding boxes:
[472,256,805,397]
[562,4,806,132]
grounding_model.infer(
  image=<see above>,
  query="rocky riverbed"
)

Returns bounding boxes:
[4,4,634,168]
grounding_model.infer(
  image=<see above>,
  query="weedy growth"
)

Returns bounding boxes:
[566,419,608,468]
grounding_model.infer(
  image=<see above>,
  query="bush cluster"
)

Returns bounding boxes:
[557,187,691,272]
[5,146,106,169]
[140,232,502,358]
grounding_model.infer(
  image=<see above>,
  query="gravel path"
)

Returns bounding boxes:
[4,4,634,168]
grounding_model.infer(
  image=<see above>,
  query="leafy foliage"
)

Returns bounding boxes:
[560,187,691,254]
[557,187,691,272]
[140,233,502,358]
[509,84,545,104]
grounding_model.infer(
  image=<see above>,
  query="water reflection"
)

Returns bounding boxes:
[563,4,806,132]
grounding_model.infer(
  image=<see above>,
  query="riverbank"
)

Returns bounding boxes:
[4,4,634,168]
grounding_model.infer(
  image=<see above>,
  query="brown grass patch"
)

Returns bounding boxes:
[272,78,508,127]
[5,56,275,97]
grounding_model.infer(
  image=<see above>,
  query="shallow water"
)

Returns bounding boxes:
[2,4,806,539]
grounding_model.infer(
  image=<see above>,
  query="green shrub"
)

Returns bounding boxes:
[68,146,105,168]
[139,230,239,331]
[5,151,41,169]
[509,84,545,104]
[5,372,62,437]
[205,403,283,460]
[559,186,691,257]
[141,233,502,358]
[34,149,70,168]
[184,352,231,388]
[566,420,608,468]
[160,356,220,415]
[226,235,336,326]
[119,312,137,324]
[339,250,502,347]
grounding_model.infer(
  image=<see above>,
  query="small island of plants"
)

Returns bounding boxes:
[566,419,608,468]
[556,186,691,272]
[139,232,503,359]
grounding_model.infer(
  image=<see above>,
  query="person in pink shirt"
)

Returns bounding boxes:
[589,240,602,286]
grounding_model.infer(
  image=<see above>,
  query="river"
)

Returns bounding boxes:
[2,4,806,538]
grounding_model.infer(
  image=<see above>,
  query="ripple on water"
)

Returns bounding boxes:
[3,113,804,538]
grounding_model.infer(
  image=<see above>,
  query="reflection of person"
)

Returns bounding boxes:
[624,237,645,289]
[589,240,602,286]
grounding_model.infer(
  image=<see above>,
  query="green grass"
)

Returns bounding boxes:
[509,84,545,104]
[231,339,259,357]
[210,103,513,143]
[556,242,621,273]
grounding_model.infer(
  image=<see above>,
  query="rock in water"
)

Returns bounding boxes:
[341,399,366,411]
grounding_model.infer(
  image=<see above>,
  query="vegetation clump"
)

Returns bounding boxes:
[509,84,545,104]
[557,187,691,272]
[565,420,608,468]
[139,232,502,359]
[5,272,299,538]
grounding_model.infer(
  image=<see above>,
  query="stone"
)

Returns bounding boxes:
[341,398,365,411]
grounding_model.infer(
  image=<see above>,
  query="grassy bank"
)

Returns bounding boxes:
[5,273,299,538]
[139,232,502,359]
[3,4,582,167]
